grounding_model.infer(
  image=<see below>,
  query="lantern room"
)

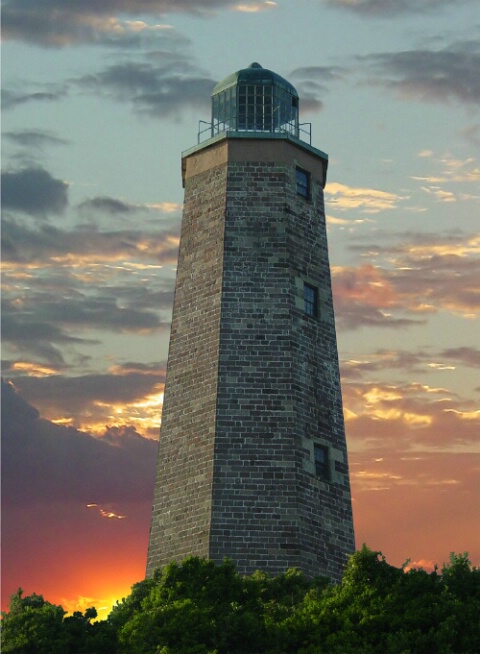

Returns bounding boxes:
[210,62,300,138]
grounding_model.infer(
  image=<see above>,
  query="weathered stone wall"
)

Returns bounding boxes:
[210,156,297,574]
[285,156,355,580]
[209,139,354,579]
[147,135,355,580]
[146,158,227,576]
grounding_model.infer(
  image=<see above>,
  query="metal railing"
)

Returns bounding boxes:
[197,120,312,145]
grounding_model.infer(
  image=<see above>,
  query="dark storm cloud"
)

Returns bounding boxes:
[1,167,69,217]
[3,129,69,150]
[362,41,480,106]
[325,0,472,16]
[2,0,235,48]
[1,379,158,506]
[77,56,215,117]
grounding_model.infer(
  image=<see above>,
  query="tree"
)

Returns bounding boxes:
[116,558,267,654]
[1,589,67,654]
[1,589,116,654]
[3,550,479,654]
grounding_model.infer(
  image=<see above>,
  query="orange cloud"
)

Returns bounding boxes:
[342,378,480,452]
[331,233,480,325]
[326,182,407,213]
[87,504,126,519]
[8,368,166,439]
[10,361,60,376]
[333,264,399,307]
[233,1,277,11]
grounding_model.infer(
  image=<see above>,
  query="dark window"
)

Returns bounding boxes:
[304,283,318,317]
[296,167,310,199]
[314,444,329,480]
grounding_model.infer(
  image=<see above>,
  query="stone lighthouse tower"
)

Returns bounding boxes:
[147,63,355,581]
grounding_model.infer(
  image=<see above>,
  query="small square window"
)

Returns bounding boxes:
[296,167,310,199]
[314,444,329,480]
[304,283,318,318]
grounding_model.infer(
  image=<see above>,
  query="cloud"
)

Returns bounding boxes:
[440,346,480,368]
[341,349,432,379]
[325,0,473,17]
[1,0,238,48]
[1,308,96,366]
[78,196,140,215]
[341,346,480,382]
[1,216,180,264]
[333,231,480,328]
[3,363,166,438]
[289,66,346,112]
[3,129,69,150]
[1,7,218,121]
[87,504,126,519]
[233,1,277,12]
[332,264,426,330]
[412,153,480,194]
[1,87,67,110]
[343,378,480,450]
[9,367,164,418]
[1,283,170,365]
[343,375,480,568]
[77,54,215,117]
[15,295,165,331]
[1,379,158,507]
[1,167,69,217]
[2,361,62,377]
[1,214,178,368]
[1,378,158,609]
[326,182,407,213]
[362,40,480,106]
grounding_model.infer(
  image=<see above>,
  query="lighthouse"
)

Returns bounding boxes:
[147,63,355,581]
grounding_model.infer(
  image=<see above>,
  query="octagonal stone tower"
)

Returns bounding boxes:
[147,63,355,581]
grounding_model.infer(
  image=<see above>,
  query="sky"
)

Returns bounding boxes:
[2,0,480,618]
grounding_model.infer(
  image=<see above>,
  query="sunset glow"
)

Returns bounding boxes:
[2,0,479,618]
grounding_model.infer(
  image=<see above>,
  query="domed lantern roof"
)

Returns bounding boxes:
[212,62,298,97]
[211,63,300,137]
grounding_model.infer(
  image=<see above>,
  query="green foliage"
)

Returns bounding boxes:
[109,576,157,632]
[1,589,67,654]
[1,588,116,654]
[115,558,268,654]
[2,549,479,654]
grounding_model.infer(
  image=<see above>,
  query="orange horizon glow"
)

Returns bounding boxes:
[3,373,479,617]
